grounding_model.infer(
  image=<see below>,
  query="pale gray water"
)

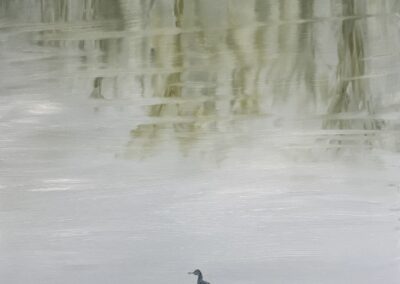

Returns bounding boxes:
[1,1,400,283]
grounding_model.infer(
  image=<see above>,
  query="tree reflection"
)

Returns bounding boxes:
[122,0,394,157]
[326,0,384,127]
[2,0,399,157]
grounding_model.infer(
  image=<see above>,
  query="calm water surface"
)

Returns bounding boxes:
[1,1,400,283]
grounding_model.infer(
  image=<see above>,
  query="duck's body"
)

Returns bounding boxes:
[188,269,210,284]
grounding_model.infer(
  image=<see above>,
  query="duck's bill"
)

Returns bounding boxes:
[188,272,193,274]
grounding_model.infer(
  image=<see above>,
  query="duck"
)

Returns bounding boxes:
[188,269,210,284]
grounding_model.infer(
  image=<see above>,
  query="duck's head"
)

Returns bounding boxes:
[188,269,202,276]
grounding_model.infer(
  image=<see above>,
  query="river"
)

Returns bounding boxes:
[1,1,400,283]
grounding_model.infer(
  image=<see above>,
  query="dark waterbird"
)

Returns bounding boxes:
[188,269,210,284]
